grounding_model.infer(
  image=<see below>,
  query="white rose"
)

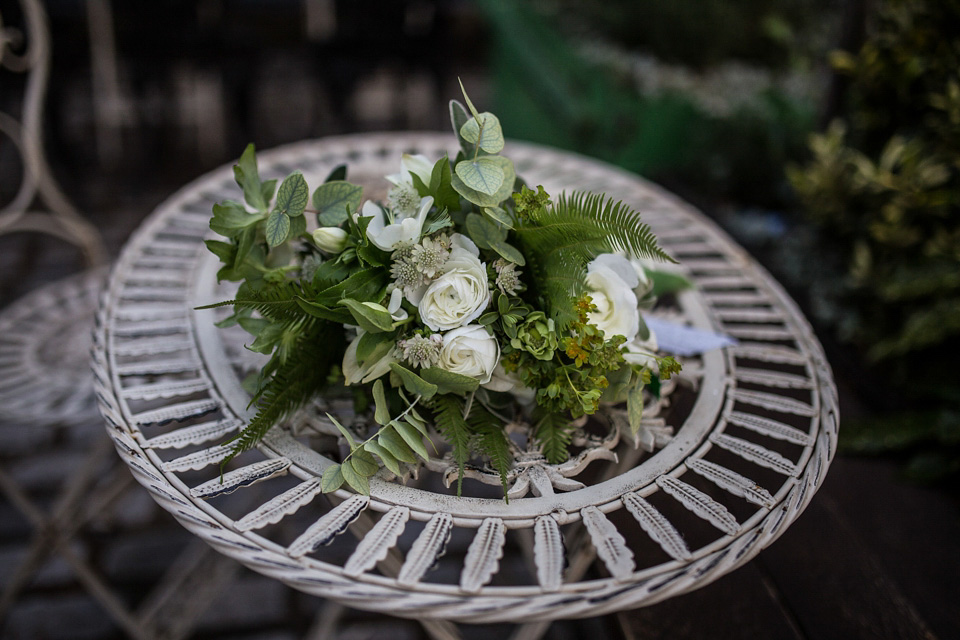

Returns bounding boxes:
[585,254,640,342]
[438,325,499,383]
[362,196,433,251]
[342,331,396,385]
[418,245,490,331]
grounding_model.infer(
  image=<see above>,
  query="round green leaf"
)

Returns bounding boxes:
[313,181,363,226]
[455,156,505,196]
[275,171,309,217]
[265,210,291,247]
[460,112,505,154]
[451,156,515,207]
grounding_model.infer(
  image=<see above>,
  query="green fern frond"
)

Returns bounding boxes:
[467,404,512,499]
[542,192,675,264]
[222,320,343,465]
[199,281,317,324]
[512,191,671,328]
[533,410,575,465]
[431,395,472,495]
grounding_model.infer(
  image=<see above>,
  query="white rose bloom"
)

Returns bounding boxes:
[586,254,641,342]
[418,244,490,331]
[361,196,433,251]
[342,331,396,385]
[438,325,499,384]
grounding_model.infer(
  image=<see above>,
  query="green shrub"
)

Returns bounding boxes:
[789,0,960,481]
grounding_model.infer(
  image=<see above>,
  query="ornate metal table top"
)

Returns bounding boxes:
[93,133,838,623]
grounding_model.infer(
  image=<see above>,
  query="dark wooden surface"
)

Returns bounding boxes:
[618,455,959,640]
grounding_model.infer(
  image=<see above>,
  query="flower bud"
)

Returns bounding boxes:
[312,227,348,253]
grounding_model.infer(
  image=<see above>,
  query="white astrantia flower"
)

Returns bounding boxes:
[384,153,434,219]
[418,235,490,331]
[398,333,443,369]
[438,325,499,384]
[585,253,641,342]
[386,153,434,188]
[342,331,397,385]
[361,195,434,252]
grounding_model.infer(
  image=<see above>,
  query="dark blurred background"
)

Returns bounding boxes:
[2,0,959,638]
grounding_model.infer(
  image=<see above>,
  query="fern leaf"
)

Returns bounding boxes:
[512,191,671,328]
[199,281,317,325]
[543,192,675,264]
[534,410,575,465]
[223,320,343,464]
[431,395,472,495]
[468,405,512,499]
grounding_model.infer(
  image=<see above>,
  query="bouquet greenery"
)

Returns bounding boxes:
[204,85,684,497]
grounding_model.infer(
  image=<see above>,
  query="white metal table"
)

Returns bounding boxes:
[93,133,838,628]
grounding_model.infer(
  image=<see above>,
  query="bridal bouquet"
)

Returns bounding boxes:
[204,85,687,497]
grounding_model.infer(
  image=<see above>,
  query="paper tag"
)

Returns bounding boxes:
[645,316,737,357]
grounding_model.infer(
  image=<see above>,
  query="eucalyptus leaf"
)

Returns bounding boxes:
[264,210,291,247]
[341,459,371,494]
[483,206,514,229]
[455,156,505,195]
[465,213,504,250]
[338,299,394,334]
[313,181,363,226]
[490,240,526,266]
[420,367,479,395]
[460,112,504,154]
[451,156,515,207]
[458,78,480,118]
[389,363,438,399]
[379,427,418,464]
[449,99,477,156]
[369,379,390,426]
[321,464,344,492]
